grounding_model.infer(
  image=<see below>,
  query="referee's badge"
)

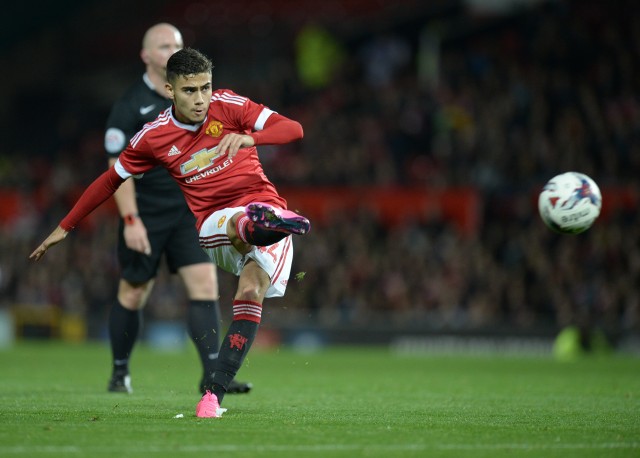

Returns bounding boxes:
[217,215,226,228]
[206,120,224,138]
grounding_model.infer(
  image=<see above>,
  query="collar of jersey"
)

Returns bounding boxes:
[170,108,206,132]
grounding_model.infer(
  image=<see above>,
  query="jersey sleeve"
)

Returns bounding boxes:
[116,135,159,177]
[250,113,304,145]
[60,167,125,231]
[215,89,303,145]
[216,89,274,132]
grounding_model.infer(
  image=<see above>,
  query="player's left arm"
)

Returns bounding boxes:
[217,112,303,160]
[29,225,69,261]
[30,167,127,261]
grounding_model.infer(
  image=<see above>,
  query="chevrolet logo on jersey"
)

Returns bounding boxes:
[180,147,222,174]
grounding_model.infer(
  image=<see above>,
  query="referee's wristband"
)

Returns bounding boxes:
[123,213,139,225]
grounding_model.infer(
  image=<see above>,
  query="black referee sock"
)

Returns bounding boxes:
[211,319,259,403]
[187,299,222,378]
[108,300,141,374]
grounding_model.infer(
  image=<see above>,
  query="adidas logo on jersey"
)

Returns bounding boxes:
[168,145,182,156]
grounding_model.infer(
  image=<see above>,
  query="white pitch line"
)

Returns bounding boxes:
[1,442,638,454]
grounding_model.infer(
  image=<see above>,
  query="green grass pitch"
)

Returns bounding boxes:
[0,341,638,457]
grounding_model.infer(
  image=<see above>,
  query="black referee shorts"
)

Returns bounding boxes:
[117,205,210,284]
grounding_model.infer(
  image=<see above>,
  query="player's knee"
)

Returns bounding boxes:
[228,212,252,254]
[227,212,242,239]
[235,285,264,303]
[235,259,270,302]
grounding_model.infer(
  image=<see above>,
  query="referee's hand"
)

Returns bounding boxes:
[124,218,152,255]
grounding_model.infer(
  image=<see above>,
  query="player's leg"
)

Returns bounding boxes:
[108,278,155,393]
[206,260,270,405]
[234,202,310,249]
[196,207,299,416]
[167,211,253,395]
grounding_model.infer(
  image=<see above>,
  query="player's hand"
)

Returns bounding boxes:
[124,218,151,255]
[217,133,255,160]
[29,226,68,261]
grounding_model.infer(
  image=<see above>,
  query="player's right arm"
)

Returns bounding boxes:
[30,166,128,261]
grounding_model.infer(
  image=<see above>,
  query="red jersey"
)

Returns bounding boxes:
[59,89,302,233]
[117,89,287,230]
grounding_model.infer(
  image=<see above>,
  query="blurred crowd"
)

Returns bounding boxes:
[1,0,638,340]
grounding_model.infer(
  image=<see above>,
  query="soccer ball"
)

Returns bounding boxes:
[538,172,602,234]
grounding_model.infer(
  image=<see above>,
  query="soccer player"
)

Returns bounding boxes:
[31,47,310,417]
[104,23,250,396]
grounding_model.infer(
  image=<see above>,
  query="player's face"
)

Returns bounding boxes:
[167,73,212,124]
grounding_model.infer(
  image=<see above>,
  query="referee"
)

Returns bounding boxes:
[104,23,251,395]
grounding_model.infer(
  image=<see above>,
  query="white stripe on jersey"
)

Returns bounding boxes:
[211,91,247,106]
[130,108,172,148]
[114,159,135,179]
[254,108,275,131]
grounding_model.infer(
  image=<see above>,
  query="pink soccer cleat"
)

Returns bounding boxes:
[245,202,310,235]
[196,390,226,418]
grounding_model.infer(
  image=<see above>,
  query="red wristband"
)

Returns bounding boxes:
[123,213,139,225]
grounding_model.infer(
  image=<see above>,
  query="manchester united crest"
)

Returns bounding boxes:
[229,333,248,350]
[206,120,224,138]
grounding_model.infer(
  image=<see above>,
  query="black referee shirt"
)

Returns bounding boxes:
[105,74,186,211]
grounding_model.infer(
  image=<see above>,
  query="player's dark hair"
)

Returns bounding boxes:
[166,48,213,83]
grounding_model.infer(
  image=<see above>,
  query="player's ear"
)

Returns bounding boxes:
[165,83,174,100]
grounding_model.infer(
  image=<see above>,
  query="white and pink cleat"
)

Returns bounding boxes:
[245,202,310,235]
[196,391,227,418]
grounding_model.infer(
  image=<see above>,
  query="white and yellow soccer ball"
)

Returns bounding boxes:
[538,172,602,234]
